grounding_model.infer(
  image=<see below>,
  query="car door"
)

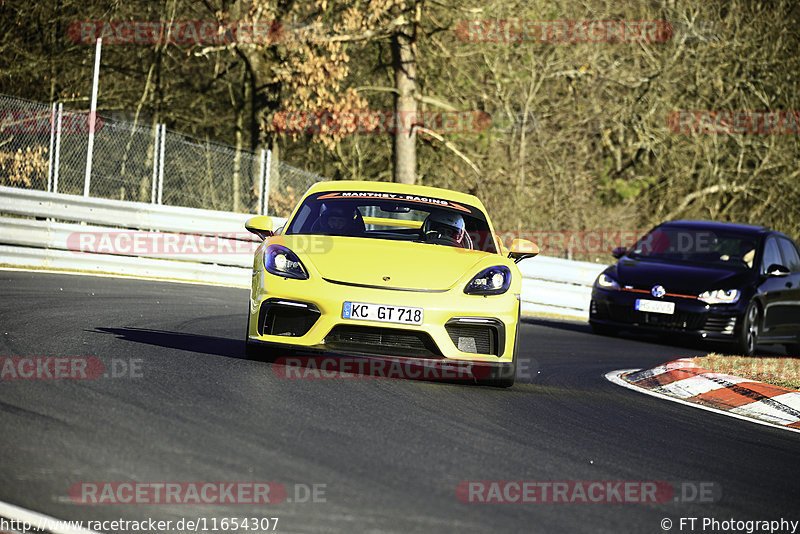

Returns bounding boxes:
[776,236,800,339]
[758,236,790,338]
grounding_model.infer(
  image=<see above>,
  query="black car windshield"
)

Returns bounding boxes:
[284,191,498,253]
[628,227,758,269]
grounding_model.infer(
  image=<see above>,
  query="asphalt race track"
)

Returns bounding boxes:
[1,270,799,533]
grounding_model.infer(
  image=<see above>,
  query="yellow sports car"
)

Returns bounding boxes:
[244,180,538,387]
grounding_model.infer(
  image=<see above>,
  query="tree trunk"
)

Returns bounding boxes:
[233,132,243,212]
[232,68,247,212]
[392,20,417,185]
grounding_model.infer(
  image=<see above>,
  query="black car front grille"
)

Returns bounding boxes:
[596,301,705,331]
[444,324,498,356]
[324,325,442,358]
[643,310,705,330]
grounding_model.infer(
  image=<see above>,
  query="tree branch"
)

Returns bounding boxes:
[663,184,749,221]
[415,126,480,176]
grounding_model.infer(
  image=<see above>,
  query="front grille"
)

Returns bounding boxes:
[324,325,442,358]
[445,324,497,355]
[258,300,320,337]
[643,311,704,330]
[600,303,705,331]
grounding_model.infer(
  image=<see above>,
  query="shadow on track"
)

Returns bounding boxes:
[521,315,787,357]
[93,327,247,359]
[92,327,522,388]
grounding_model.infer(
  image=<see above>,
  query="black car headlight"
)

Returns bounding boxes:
[698,289,740,304]
[595,273,621,290]
[464,266,511,295]
[264,245,308,280]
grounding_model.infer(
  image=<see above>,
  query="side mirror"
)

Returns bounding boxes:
[611,247,628,259]
[245,216,274,240]
[765,263,790,277]
[508,239,539,263]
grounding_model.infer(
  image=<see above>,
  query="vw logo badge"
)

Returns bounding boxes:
[651,285,666,298]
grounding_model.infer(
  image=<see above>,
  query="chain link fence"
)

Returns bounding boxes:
[0,93,323,216]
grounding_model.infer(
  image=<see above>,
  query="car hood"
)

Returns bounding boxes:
[609,258,751,294]
[279,235,491,291]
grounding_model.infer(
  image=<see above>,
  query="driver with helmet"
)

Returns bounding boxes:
[311,205,365,235]
[422,210,471,248]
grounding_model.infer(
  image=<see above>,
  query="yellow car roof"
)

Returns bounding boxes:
[303,180,487,212]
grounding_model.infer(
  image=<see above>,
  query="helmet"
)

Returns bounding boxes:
[423,211,467,246]
[312,205,365,235]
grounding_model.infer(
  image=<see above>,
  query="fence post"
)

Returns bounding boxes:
[83,37,102,197]
[261,148,271,215]
[151,123,159,203]
[47,103,56,192]
[53,103,63,194]
[157,123,166,204]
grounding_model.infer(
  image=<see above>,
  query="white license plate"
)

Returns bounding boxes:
[635,299,675,315]
[342,301,423,325]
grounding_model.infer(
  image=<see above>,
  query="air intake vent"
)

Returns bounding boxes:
[445,324,498,355]
[324,325,442,358]
[704,315,737,335]
[258,300,320,337]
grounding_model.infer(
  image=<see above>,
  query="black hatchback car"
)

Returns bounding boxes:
[589,220,800,356]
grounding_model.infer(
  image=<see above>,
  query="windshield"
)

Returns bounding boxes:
[628,227,757,269]
[285,191,498,253]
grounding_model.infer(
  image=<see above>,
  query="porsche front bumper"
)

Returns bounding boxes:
[247,271,519,364]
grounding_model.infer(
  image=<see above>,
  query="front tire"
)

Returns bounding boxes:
[737,300,761,357]
[244,338,260,359]
[244,312,271,361]
[479,306,519,388]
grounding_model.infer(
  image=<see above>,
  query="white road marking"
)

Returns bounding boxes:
[0,499,101,534]
[0,266,247,289]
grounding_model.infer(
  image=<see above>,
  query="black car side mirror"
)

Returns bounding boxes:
[611,247,628,259]
[765,263,791,277]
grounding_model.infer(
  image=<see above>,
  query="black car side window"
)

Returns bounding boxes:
[777,238,800,272]
[761,238,783,274]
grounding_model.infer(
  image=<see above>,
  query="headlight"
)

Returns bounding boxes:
[264,245,308,280]
[596,273,621,290]
[464,266,511,295]
[698,289,740,304]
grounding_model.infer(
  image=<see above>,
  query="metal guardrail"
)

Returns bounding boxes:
[518,257,606,319]
[0,186,289,287]
[1,216,256,268]
[0,186,607,318]
[0,244,253,287]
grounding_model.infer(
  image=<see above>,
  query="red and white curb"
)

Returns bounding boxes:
[606,358,800,434]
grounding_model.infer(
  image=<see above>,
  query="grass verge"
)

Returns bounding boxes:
[692,353,800,390]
